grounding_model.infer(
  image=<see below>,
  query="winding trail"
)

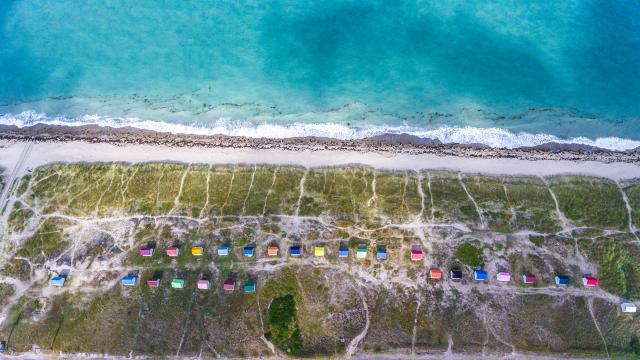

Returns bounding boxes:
[458,172,486,228]
[347,284,370,357]
[617,182,639,240]
[587,298,610,359]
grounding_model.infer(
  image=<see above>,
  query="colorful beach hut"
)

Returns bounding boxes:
[171,278,185,289]
[356,246,367,259]
[376,247,387,260]
[496,272,511,282]
[522,274,537,284]
[121,275,137,287]
[314,246,325,257]
[50,276,66,287]
[338,246,349,258]
[244,280,256,293]
[582,276,598,287]
[555,275,570,286]
[290,246,301,257]
[139,247,154,257]
[224,278,235,291]
[166,246,180,257]
[411,249,423,261]
[217,245,229,256]
[621,303,637,313]
[267,246,279,256]
[197,279,211,290]
[191,246,204,256]
[429,268,442,280]
[147,278,160,288]
[244,246,255,257]
[474,269,488,281]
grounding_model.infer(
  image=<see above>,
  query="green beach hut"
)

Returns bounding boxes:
[171,278,185,289]
[244,280,256,293]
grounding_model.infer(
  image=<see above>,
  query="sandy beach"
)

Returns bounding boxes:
[1,139,640,181]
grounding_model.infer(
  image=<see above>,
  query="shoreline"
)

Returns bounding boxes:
[1,139,640,182]
[0,123,639,164]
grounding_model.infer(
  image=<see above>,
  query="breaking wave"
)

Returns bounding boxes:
[1,111,640,151]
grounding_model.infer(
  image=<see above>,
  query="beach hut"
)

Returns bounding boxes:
[450,269,463,280]
[166,246,180,257]
[171,278,185,289]
[267,246,279,256]
[582,276,598,287]
[217,245,229,256]
[377,247,387,260]
[621,303,637,313]
[121,275,137,287]
[224,278,235,291]
[496,272,511,282]
[147,278,160,288]
[244,246,255,257]
[411,249,423,261]
[290,246,301,257]
[356,246,367,259]
[139,247,154,257]
[244,280,256,293]
[339,247,349,258]
[429,268,442,280]
[50,276,66,287]
[314,246,325,257]
[197,279,211,290]
[522,274,537,284]
[555,275,570,286]
[474,269,488,281]
[191,246,204,256]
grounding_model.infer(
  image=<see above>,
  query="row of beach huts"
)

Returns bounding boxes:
[48,244,638,313]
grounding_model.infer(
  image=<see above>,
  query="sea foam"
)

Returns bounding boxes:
[1,111,640,151]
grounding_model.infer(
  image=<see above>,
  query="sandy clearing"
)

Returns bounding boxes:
[0,140,639,181]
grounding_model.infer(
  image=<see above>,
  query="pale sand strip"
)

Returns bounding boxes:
[1,140,639,180]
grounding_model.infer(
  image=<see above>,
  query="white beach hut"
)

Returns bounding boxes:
[496,272,511,282]
[621,303,637,313]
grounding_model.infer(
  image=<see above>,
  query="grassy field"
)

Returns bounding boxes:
[2,163,640,357]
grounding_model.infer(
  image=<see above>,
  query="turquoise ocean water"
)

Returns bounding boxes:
[1,1,640,149]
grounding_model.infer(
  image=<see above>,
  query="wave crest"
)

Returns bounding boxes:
[1,111,639,151]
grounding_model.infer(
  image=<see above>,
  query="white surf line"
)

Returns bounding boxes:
[241,164,257,216]
[617,182,639,240]
[294,169,307,217]
[347,284,370,357]
[458,172,486,229]
[411,296,422,355]
[255,292,276,355]
[367,169,377,208]
[262,167,278,216]
[587,298,610,359]
[199,164,212,219]
[538,175,571,231]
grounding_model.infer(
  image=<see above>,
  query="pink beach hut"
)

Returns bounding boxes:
[197,279,211,290]
[582,276,598,287]
[410,249,423,261]
[496,272,511,282]
[223,278,235,292]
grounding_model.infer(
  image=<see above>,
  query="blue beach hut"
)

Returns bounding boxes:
[121,275,137,287]
[290,246,301,256]
[217,245,229,256]
[376,247,387,260]
[338,247,349,258]
[555,275,570,286]
[243,246,255,257]
[474,270,488,281]
[50,276,66,287]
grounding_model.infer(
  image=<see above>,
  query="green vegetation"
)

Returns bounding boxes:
[579,236,640,299]
[267,294,303,355]
[426,171,481,227]
[455,243,484,267]
[549,176,627,230]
